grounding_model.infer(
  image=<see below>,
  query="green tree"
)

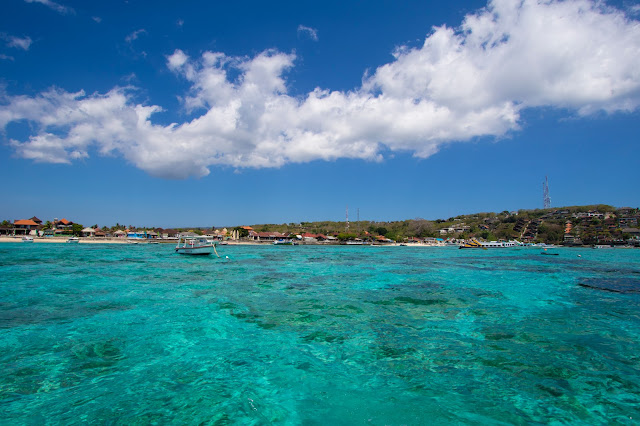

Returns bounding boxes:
[71,223,84,236]
[376,227,389,236]
[337,233,357,241]
[233,227,249,238]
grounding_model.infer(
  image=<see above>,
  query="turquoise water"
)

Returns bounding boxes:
[1,243,639,424]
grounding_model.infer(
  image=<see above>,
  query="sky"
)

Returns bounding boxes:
[1,0,639,228]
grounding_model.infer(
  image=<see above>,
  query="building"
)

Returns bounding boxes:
[13,219,40,235]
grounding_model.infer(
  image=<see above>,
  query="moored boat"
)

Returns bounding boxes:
[459,239,518,249]
[273,239,298,245]
[459,239,484,249]
[66,237,80,243]
[175,236,215,255]
[481,240,518,248]
[22,236,34,243]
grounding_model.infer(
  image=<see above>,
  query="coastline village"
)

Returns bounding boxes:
[1,205,639,247]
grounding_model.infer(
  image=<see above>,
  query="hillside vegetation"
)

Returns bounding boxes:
[246,205,638,245]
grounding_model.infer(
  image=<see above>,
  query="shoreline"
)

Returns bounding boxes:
[2,237,629,248]
[0,236,443,247]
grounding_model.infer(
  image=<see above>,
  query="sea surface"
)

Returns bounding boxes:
[1,243,639,425]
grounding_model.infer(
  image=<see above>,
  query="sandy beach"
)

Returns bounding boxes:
[0,236,446,247]
[0,236,131,244]
[0,237,277,246]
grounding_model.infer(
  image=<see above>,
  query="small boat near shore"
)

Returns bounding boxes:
[459,239,518,249]
[66,237,79,243]
[175,236,216,255]
[273,239,298,245]
[22,236,34,243]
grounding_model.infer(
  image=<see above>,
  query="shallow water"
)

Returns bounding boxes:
[1,243,639,424]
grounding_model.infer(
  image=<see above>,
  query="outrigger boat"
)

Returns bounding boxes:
[459,239,486,249]
[175,236,218,256]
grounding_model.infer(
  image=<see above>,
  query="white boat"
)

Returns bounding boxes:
[22,236,34,243]
[481,240,518,248]
[66,237,80,243]
[346,239,369,245]
[175,236,215,255]
[273,239,298,245]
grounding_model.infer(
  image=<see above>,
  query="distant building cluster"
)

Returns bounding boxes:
[3,206,639,246]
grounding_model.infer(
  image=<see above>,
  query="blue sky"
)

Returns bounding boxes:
[1,0,639,228]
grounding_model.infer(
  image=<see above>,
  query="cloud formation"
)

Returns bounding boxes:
[125,29,147,43]
[3,0,640,179]
[24,0,73,15]
[6,35,32,50]
[297,25,319,41]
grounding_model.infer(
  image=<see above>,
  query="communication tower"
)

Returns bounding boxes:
[543,176,551,209]
[346,205,349,231]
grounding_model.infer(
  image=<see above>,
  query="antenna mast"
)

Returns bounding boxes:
[346,205,349,232]
[543,176,551,209]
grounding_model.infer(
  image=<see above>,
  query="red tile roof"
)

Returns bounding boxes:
[256,232,285,238]
[60,218,71,225]
[14,219,39,226]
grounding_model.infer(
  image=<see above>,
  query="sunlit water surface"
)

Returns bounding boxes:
[1,243,639,424]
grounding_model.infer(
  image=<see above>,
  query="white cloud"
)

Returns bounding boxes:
[92,16,102,23]
[166,49,189,71]
[125,29,147,43]
[297,25,319,41]
[0,54,15,61]
[6,36,32,50]
[3,0,640,179]
[23,0,73,14]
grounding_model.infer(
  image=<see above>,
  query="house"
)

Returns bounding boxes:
[250,231,288,242]
[563,234,583,245]
[0,224,12,235]
[53,218,74,235]
[301,232,318,242]
[424,237,443,245]
[621,228,640,238]
[619,217,638,228]
[375,235,394,243]
[617,207,637,217]
[82,227,95,237]
[157,229,178,239]
[565,221,572,234]
[13,219,40,235]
